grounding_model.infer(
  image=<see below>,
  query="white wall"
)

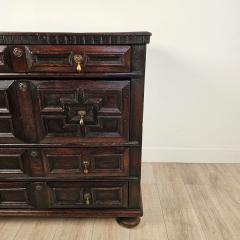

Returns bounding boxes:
[1,0,240,162]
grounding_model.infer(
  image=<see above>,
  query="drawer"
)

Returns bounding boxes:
[43,147,129,177]
[48,181,128,208]
[0,45,131,73]
[0,181,128,209]
[34,80,130,143]
[0,147,129,178]
[0,80,130,144]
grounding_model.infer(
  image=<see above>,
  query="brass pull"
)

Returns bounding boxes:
[78,110,86,127]
[19,82,28,91]
[84,193,91,205]
[82,160,90,174]
[73,54,83,73]
[13,48,23,58]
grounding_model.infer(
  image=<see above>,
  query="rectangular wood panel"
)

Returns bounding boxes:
[48,181,128,208]
[0,182,33,208]
[25,45,131,73]
[43,147,129,177]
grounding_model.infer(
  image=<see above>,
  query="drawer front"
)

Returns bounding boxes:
[0,181,128,209]
[48,181,128,208]
[0,45,131,73]
[43,147,129,177]
[34,80,130,143]
[0,80,130,144]
[0,147,129,178]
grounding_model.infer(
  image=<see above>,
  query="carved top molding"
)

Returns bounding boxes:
[0,32,151,45]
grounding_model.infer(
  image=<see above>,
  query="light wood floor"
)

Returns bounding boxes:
[0,163,240,240]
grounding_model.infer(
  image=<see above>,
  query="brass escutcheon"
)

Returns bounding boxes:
[19,82,28,91]
[13,48,23,58]
[30,151,38,158]
[36,185,42,191]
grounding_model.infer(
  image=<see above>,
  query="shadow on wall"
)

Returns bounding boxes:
[143,46,207,146]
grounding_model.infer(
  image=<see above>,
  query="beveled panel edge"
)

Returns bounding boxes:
[0,32,151,45]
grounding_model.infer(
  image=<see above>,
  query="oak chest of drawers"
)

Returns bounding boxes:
[0,32,151,227]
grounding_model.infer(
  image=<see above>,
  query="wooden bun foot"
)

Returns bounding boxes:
[116,217,141,228]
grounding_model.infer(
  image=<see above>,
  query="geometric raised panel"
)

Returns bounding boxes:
[0,182,33,208]
[93,155,122,170]
[0,155,24,174]
[0,80,31,143]
[0,149,26,176]
[0,89,10,113]
[0,189,28,203]
[34,80,130,143]
[0,117,13,133]
[47,155,81,173]
[51,188,84,207]
[92,187,124,207]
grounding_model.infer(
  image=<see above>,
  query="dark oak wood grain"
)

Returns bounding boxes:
[0,32,151,228]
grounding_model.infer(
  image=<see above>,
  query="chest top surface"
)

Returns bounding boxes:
[0,32,151,45]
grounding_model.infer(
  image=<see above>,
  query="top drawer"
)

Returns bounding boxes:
[0,45,131,73]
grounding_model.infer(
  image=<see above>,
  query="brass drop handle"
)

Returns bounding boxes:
[78,110,86,127]
[73,54,83,73]
[84,193,91,205]
[82,160,90,174]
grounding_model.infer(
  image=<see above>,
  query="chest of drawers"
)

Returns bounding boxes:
[0,32,151,228]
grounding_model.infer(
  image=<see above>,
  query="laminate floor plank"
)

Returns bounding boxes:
[155,163,206,240]
[51,218,93,240]
[91,218,129,240]
[13,218,39,240]
[129,183,168,240]
[0,218,22,240]
[186,184,234,240]
[0,163,239,239]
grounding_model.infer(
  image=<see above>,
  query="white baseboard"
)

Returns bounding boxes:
[142,147,240,163]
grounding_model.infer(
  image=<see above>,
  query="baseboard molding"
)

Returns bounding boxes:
[142,147,240,163]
